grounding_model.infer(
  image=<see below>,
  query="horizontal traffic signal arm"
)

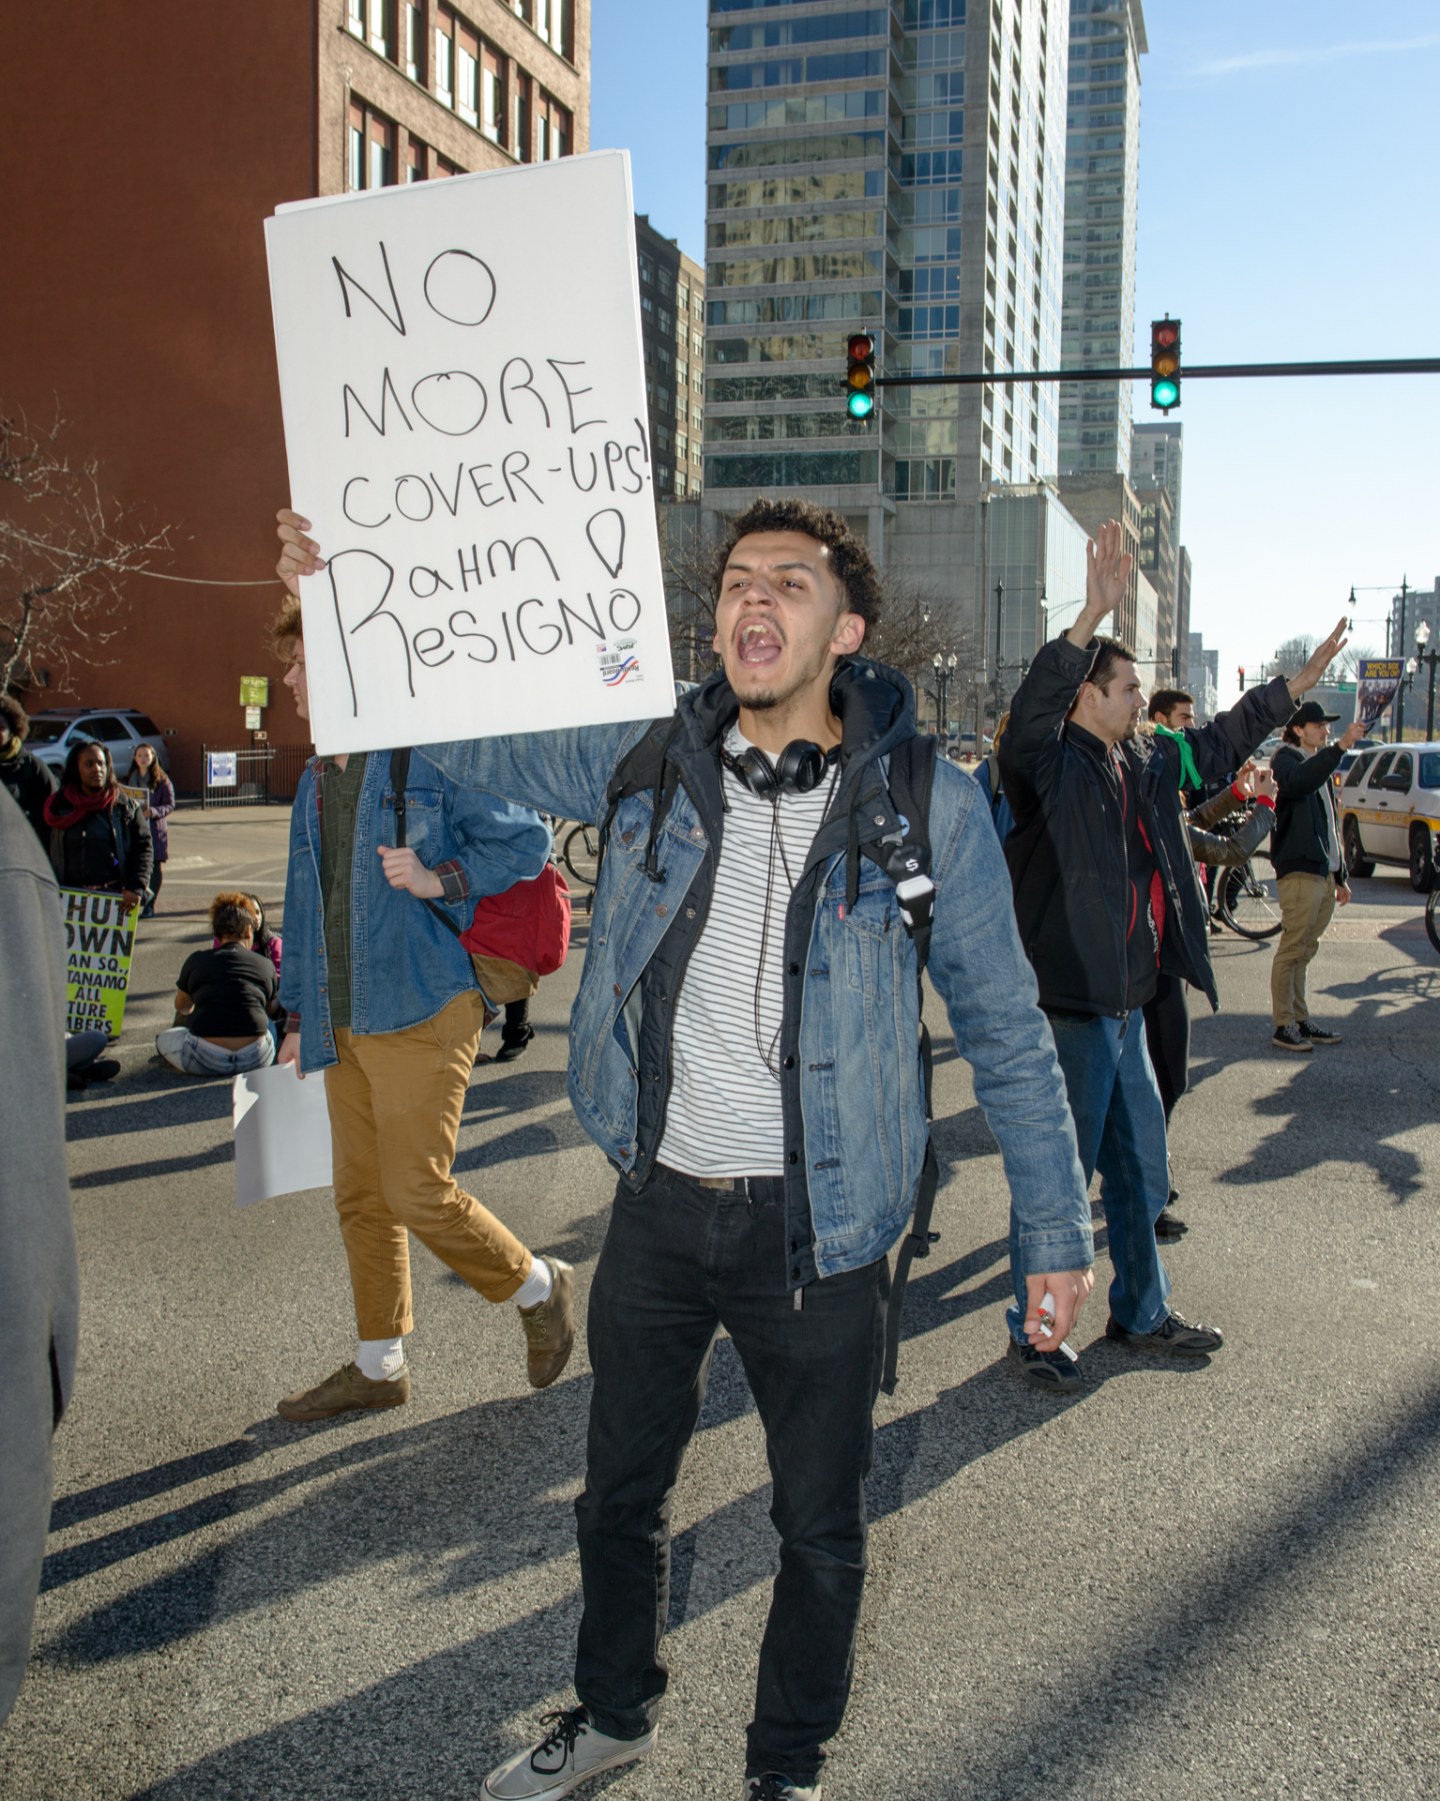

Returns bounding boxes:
[870,358,1440,389]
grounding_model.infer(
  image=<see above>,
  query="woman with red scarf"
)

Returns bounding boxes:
[43,740,152,909]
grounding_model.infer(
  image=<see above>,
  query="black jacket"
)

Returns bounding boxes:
[1270,741,1346,879]
[46,791,153,896]
[999,636,1294,1015]
[0,745,56,842]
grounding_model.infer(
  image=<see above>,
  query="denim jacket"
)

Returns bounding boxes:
[280,749,550,1072]
[425,658,1091,1286]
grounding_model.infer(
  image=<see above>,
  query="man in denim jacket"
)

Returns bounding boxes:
[269,599,574,1423]
[278,498,1093,1801]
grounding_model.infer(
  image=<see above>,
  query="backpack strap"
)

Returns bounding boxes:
[875,736,941,1396]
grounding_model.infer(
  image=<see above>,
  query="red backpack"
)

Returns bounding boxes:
[389,749,572,996]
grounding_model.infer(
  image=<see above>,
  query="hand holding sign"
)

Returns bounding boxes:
[265,152,673,756]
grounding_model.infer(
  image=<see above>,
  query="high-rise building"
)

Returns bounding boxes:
[634,217,706,504]
[6,1,589,785]
[1130,418,1182,537]
[703,0,1070,630]
[1133,484,1175,675]
[1057,0,1147,478]
[1175,544,1192,691]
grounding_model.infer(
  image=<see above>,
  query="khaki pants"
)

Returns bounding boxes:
[1270,872,1337,1028]
[324,991,531,1339]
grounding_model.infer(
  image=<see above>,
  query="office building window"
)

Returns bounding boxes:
[406,136,426,181]
[405,2,423,79]
[369,0,392,57]
[482,50,503,142]
[514,78,531,159]
[536,92,571,160]
[457,24,480,125]
[435,10,455,107]
[347,0,365,40]
[348,100,398,189]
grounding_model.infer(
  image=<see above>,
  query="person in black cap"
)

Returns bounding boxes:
[1269,700,1365,1051]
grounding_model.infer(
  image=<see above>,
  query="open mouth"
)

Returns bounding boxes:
[735,619,783,668]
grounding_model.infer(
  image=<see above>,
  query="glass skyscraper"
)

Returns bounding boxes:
[703,0,1069,546]
[1056,0,1146,476]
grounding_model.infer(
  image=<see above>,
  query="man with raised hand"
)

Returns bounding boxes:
[1000,520,1349,1386]
[279,496,1094,1801]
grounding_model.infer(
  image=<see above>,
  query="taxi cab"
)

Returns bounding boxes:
[1338,742,1440,890]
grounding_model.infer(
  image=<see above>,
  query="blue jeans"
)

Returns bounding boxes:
[1007,1011,1170,1339]
[155,1027,275,1078]
[574,1166,888,1786]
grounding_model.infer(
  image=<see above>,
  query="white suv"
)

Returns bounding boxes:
[1338,742,1440,890]
[24,707,172,777]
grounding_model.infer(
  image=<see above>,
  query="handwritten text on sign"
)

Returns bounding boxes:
[265,151,673,754]
[62,889,138,1038]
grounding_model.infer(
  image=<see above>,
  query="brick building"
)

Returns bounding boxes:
[6,1,589,787]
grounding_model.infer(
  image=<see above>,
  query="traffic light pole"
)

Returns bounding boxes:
[871,357,1440,390]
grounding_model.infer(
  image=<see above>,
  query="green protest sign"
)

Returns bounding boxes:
[61,889,139,1038]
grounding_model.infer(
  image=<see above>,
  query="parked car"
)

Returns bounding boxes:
[1337,741,1440,890]
[24,707,173,777]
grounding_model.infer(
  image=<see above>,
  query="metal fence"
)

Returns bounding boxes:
[201,743,312,809]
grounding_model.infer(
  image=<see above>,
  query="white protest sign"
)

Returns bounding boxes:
[265,150,674,755]
[232,1064,335,1209]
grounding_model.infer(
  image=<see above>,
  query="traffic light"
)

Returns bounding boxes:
[1238,666,1246,689]
[846,331,876,420]
[1150,317,1181,412]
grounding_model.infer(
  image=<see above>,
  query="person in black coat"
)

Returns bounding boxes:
[0,694,57,842]
[42,739,152,908]
[0,787,79,1723]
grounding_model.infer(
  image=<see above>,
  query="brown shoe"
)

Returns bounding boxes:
[277,1361,410,1422]
[519,1257,576,1389]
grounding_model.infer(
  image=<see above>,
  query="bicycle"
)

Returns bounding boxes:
[1428,883,1440,956]
[559,819,599,890]
[1213,856,1283,941]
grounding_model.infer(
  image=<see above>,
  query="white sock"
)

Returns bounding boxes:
[355,1336,406,1381]
[513,1256,553,1311]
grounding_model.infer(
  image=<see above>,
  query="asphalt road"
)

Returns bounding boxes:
[2,802,1437,1800]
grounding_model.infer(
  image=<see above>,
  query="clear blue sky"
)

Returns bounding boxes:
[592,1,1440,701]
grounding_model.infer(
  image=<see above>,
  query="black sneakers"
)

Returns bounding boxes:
[1297,1019,1342,1045]
[1006,1337,1082,1394]
[744,1778,822,1800]
[1154,1206,1187,1241]
[496,1024,536,1063]
[1271,1024,1311,1053]
[1105,1311,1224,1356]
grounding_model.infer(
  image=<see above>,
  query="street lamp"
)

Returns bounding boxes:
[929,650,958,740]
[1415,619,1439,741]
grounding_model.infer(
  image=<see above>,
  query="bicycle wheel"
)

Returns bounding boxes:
[1218,860,1283,940]
[1427,886,1440,956]
[561,821,599,889]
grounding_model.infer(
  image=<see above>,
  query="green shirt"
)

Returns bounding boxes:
[317,752,368,1033]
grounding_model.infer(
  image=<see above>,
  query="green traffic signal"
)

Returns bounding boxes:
[846,331,876,422]
[1151,375,1179,409]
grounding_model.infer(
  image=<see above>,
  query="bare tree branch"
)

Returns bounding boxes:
[0,407,173,693]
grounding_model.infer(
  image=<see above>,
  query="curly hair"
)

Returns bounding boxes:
[210,891,259,941]
[711,498,885,627]
[60,739,115,793]
[0,694,28,743]
[270,593,304,662]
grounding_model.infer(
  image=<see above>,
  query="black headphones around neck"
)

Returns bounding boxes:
[722,739,839,799]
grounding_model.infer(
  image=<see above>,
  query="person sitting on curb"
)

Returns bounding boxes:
[157,892,278,1078]
[269,598,575,1423]
[1268,701,1364,1053]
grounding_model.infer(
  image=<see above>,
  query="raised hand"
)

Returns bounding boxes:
[1068,519,1132,647]
[1289,617,1350,696]
[276,509,326,596]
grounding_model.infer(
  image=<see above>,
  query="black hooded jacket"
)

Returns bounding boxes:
[999,636,1294,1015]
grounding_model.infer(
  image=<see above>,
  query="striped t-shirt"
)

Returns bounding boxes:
[657,726,837,1177]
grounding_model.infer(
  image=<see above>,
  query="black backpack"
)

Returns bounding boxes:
[602,726,942,1393]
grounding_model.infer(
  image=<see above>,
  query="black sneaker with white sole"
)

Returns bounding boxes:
[1105,1311,1224,1357]
[744,1777,822,1800]
[483,1709,655,1800]
[1271,1024,1312,1053]
[1006,1337,1082,1393]
[1296,1019,1342,1045]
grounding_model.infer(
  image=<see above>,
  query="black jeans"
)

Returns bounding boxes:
[574,1165,888,1785]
